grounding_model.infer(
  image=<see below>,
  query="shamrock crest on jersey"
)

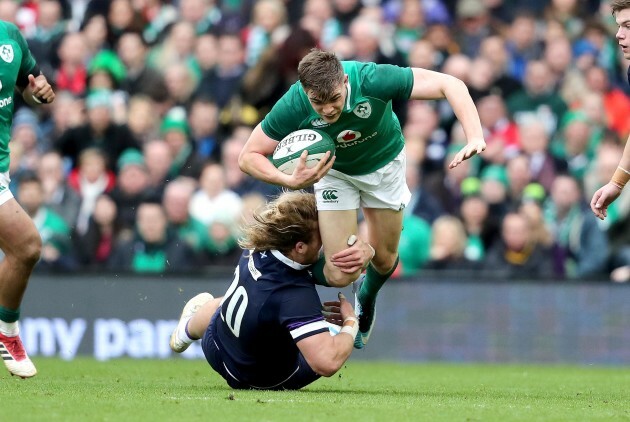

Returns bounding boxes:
[0,45,13,63]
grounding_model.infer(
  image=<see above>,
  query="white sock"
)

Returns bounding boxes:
[177,318,194,343]
[0,320,19,337]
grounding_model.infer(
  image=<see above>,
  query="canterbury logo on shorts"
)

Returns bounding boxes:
[321,189,338,202]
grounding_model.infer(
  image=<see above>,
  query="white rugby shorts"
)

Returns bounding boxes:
[314,149,411,211]
[0,171,13,206]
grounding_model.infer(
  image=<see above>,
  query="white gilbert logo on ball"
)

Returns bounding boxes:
[271,129,336,175]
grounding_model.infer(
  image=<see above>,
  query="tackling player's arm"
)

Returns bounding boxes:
[590,133,630,219]
[409,68,485,168]
[18,73,55,106]
[238,123,334,190]
[296,293,356,377]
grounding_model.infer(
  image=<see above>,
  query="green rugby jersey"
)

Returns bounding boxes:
[0,21,37,173]
[261,61,414,175]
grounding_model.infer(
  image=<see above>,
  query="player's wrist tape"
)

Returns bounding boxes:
[340,316,358,338]
[611,166,630,189]
[31,94,43,104]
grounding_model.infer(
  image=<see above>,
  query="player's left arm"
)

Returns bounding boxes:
[10,21,55,106]
[409,68,485,168]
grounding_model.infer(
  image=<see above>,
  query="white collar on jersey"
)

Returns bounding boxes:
[271,250,311,270]
[345,77,352,111]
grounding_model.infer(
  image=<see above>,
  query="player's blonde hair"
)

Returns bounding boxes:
[238,191,318,254]
[298,49,345,102]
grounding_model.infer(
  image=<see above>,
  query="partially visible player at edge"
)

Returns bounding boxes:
[239,49,485,349]
[591,0,630,220]
[170,191,362,390]
[0,20,55,378]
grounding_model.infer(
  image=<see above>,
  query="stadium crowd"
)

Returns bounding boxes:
[1,0,629,281]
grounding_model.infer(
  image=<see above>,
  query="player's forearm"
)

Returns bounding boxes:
[611,133,630,190]
[442,78,484,142]
[238,151,291,188]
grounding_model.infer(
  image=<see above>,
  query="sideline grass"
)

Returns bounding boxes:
[2,358,629,421]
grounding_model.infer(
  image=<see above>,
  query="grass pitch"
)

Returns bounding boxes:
[2,358,629,421]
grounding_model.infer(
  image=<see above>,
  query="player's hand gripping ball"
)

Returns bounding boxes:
[271,129,336,175]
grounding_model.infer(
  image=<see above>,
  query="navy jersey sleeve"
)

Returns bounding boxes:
[276,286,328,342]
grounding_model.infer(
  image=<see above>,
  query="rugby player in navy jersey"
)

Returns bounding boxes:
[170,191,370,390]
[591,0,630,220]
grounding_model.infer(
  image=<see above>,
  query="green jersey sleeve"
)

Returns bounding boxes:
[358,62,413,101]
[261,84,313,141]
[6,22,37,88]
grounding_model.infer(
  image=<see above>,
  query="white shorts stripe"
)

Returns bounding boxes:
[0,171,13,207]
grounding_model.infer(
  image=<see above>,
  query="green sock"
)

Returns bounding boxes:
[0,305,20,323]
[358,256,399,309]
[311,255,330,287]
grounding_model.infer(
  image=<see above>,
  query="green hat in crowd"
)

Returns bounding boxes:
[160,107,189,135]
[117,148,145,171]
[480,164,509,187]
[461,176,482,197]
[85,89,113,110]
[89,50,127,83]
[521,182,546,203]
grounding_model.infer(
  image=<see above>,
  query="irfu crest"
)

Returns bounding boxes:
[0,45,13,63]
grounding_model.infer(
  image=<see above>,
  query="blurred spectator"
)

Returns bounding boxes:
[519,184,554,249]
[179,0,222,35]
[479,164,510,220]
[505,13,543,82]
[423,215,478,272]
[108,201,197,273]
[195,32,247,109]
[26,0,65,76]
[482,212,554,279]
[584,65,630,139]
[160,107,205,179]
[55,90,141,170]
[68,148,116,235]
[405,159,444,225]
[117,31,169,104]
[126,95,160,144]
[44,91,85,145]
[392,0,425,60]
[302,0,340,49]
[544,0,586,40]
[189,162,243,227]
[243,0,290,67]
[424,143,474,215]
[221,135,281,199]
[458,177,500,261]
[162,177,208,256]
[163,62,199,108]
[17,172,74,271]
[477,94,520,166]
[73,193,125,269]
[544,174,609,278]
[141,0,179,45]
[389,208,432,277]
[405,101,446,174]
[106,0,145,47]
[519,119,567,192]
[109,148,153,230]
[148,21,199,79]
[37,150,81,229]
[552,111,593,181]
[506,154,533,207]
[507,60,568,135]
[478,35,522,98]
[188,96,220,161]
[81,13,110,55]
[55,32,89,96]
[194,32,218,73]
[143,139,173,194]
[407,39,438,71]
[10,108,44,175]
[454,0,496,58]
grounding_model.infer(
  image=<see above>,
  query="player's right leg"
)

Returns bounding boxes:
[0,192,42,379]
[170,293,220,353]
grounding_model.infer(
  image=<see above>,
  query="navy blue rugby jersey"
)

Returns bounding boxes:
[215,249,328,387]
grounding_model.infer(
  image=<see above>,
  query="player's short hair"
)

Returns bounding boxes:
[239,191,318,254]
[611,0,630,14]
[298,49,345,102]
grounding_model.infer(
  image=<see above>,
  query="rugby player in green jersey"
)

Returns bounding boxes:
[0,21,55,378]
[239,49,485,348]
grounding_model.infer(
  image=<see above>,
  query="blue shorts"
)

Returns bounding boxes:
[202,308,320,390]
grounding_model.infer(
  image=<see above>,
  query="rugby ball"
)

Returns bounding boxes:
[271,129,336,175]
